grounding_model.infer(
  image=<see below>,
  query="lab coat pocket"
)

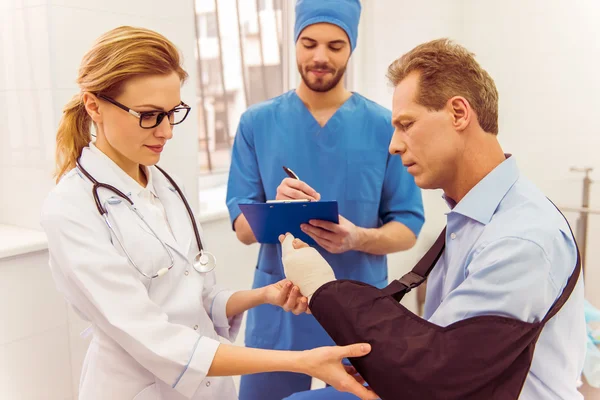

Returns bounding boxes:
[133,383,158,400]
[246,267,283,348]
[346,149,387,203]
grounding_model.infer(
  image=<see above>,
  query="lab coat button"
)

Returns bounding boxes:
[206,381,211,387]
[194,325,199,330]
[450,233,457,240]
[184,270,189,276]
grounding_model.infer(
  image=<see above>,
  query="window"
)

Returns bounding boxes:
[193,0,289,188]
[196,13,217,39]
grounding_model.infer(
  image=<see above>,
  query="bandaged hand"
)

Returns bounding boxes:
[280,233,336,299]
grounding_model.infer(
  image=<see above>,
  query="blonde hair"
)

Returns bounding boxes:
[54,26,188,182]
[387,38,499,134]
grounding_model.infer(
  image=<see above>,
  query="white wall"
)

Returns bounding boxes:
[355,0,600,305]
[0,0,200,230]
[460,0,600,308]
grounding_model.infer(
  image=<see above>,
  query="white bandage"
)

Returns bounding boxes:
[281,234,336,299]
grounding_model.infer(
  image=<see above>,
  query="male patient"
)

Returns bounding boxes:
[281,39,586,400]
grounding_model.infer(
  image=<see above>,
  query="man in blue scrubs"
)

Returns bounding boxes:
[226,0,425,398]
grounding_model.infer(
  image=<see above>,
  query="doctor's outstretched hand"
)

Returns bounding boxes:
[300,343,380,400]
[279,233,336,299]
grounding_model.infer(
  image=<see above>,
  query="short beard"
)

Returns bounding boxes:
[298,64,347,93]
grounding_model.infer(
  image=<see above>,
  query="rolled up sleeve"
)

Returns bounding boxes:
[379,152,425,236]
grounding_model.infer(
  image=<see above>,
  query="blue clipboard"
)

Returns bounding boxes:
[238,201,339,245]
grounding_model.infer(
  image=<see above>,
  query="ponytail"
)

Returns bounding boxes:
[54,94,91,182]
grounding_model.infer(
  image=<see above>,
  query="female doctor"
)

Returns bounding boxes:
[40,26,375,400]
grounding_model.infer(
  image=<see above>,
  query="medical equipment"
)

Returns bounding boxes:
[76,159,216,278]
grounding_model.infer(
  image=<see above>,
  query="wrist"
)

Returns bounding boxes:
[256,286,269,306]
[292,349,311,375]
[353,226,370,252]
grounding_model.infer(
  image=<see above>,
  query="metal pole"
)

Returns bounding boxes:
[192,2,213,172]
[570,166,594,278]
[213,0,233,148]
[235,0,250,107]
[255,0,269,101]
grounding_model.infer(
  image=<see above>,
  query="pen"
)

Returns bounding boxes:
[282,166,299,180]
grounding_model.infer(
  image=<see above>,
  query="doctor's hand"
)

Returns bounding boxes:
[263,279,309,315]
[276,178,321,201]
[299,343,379,400]
[279,233,336,299]
[301,215,362,254]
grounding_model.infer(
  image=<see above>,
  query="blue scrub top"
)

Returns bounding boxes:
[226,91,424,358]
[227,90,424,282]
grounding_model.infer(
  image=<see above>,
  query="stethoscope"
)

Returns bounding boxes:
[75,159,217,279]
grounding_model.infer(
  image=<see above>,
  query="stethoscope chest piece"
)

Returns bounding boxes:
[193,250,217,273]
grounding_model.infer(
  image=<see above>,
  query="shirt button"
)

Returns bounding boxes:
[450,233,457,240]
[194,325,199,330]
[184,270,189,276]
[206,381,211,387]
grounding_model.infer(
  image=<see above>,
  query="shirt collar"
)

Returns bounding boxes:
[444,155,519,225]
[88,142,158,198]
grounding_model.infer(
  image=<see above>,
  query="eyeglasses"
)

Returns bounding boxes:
[97,94,191,129]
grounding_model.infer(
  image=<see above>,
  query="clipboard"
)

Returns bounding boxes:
[238,201,339,245]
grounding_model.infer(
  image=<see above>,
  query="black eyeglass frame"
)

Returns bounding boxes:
[97,94,191,129]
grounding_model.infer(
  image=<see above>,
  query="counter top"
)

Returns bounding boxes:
[0,224,48,260]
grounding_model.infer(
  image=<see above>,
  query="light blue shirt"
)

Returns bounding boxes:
[424,156,586,399]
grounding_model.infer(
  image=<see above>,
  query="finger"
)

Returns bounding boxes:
[279,185,317,201]
[303,231,337,253]
[284,178,319,199]
[340,343,372,360]
[284,286,301,312]
[292,238,309,249]
[277,280,293,305]
[275,192,297,201]
[302,225,338,244]
[279,234,285,243]
[281,233,296,256]
[292,296,308,315]
[338,376,379,400]
[308,219,341,233]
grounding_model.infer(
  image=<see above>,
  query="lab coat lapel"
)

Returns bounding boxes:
[78,148,189,262]
[151,169,195,260]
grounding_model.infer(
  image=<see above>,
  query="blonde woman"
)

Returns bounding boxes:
[40,26,376,400]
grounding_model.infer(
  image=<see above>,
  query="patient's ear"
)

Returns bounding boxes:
[448,96,471,132]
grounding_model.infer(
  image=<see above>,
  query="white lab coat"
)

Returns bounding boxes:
[41,147,242,400]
